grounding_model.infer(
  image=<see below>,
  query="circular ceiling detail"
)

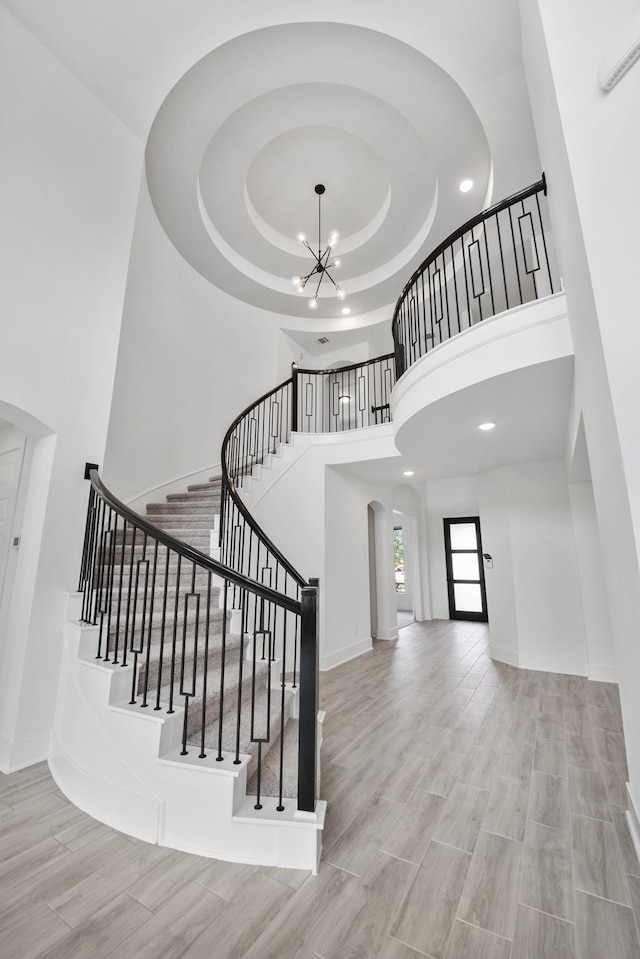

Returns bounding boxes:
[244,125,390,253]
[145,22,491,322]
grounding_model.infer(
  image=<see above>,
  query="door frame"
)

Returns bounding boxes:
[443,516,488,622]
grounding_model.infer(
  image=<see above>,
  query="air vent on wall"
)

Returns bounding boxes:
[598,14,640,90]
[317,336,330,344]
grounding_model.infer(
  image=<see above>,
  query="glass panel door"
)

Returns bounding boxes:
[443,517,488,622]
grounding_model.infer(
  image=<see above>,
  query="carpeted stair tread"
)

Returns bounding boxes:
[188,480,222,493]
[167,489,221,501]
[146,516,217,529]
[146,502,219,514]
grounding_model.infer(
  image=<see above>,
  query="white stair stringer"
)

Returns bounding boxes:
[50,592,326,872]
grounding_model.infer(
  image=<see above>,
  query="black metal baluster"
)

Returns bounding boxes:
[179,563,199,755]
[103,510,118,662]
[154,547,171,711]
[167,553,182,714]
[141,538,159,708]
[129,532,147,704]
[508,205,524,304]
[199,571,212,759]
[234,589,246,765]
[460,233,472,334]
[483,218,496,317]
[495,209,509,312]
[216,579,230,762]
[277,609,288,811]
[535,190,554,295]
[122,525,137,668]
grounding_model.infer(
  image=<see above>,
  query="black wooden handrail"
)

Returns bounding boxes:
[294,351,395,378]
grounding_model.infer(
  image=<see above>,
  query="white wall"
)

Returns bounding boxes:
[0,7,142,770]
[241,427,401,669]
[102,179,286,504]
[520,0,640,825]
[568,481,615,681]
[477,469,518,662]
[324,470,393,668]
[479,461,588,675]
[425,476,480,620]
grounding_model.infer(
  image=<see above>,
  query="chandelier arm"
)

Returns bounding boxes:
[324,270,340,292]
[312,273,324,299]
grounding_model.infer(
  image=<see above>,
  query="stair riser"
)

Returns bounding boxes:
[187,482,222,493]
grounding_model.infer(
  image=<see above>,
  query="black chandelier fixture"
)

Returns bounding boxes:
[292,184,345,310]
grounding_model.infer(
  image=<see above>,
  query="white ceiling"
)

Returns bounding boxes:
[1,0,572,484]
[337,357,575,487]
[1,0,541,328]
[144,22,492,320]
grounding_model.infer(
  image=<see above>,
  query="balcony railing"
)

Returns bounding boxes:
[292,354,396,434]
[392,175,557,377]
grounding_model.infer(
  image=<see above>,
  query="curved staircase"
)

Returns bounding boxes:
[51,175,555,874]
[52,465,324,871]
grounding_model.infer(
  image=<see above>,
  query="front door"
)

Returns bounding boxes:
[443,517,488,622]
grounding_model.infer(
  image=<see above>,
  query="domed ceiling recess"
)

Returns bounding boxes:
[145,22,492,329]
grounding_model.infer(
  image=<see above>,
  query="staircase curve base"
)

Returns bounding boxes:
[49,592,325,873]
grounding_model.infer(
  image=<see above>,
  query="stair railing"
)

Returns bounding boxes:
[392,175,557,377]
[78,468,318,814]
[218,352,399,806]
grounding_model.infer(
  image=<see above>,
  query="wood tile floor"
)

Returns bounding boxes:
[2,619,640,957]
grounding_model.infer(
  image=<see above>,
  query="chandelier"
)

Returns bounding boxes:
[292,184,345,310]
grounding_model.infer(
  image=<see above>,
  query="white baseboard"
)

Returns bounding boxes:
[489,644,520,668]
[376,626,400,641]
[493,643,587,676]
[0,733,49,774]
[519,653,587,676]
[320,638,372,671]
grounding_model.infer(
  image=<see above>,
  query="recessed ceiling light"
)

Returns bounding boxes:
[459,179,474,193]
[341,307,351,315]
[478,422,496,431]
[403,470,415,476]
